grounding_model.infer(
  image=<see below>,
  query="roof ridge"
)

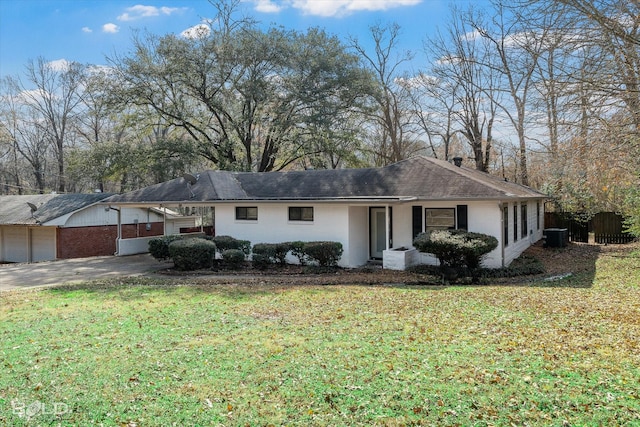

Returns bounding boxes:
[417,156,545,197]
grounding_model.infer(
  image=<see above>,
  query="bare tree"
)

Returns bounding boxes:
[0,77,52,193]
[424,7,500,171]
[351,22,423,166]
[20,57,86,192]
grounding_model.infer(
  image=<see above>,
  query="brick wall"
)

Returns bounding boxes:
[56,223,164,259]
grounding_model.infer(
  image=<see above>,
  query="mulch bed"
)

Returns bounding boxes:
[155,240,638,286]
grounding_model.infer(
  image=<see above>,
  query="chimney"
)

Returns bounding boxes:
[453,157,463,167]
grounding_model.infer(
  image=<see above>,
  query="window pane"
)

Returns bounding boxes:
[503,206,509,247]
[425,208,455,231]
[236,206,257,220]
[289,207,313,221]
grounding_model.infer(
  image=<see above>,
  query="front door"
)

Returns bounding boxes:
[370,207,390,259]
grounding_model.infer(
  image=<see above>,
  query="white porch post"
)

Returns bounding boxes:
[116,207,122,255]
[162,205,167,235]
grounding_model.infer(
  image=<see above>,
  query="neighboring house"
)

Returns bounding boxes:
[104,156,547,269]
[0,193,196,263]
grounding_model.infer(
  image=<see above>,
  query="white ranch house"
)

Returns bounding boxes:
[103,156,547,269]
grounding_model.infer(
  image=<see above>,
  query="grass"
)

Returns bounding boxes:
[1,246,639,426]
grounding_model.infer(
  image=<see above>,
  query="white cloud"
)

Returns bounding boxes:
[117,4,186,21]
[181,23,211,39]
[254,0,283,13]
[82,26,93,33]
[460,30,481,42]
[102,23,119,33]
[250,0,422,17]
[47,59,71,72]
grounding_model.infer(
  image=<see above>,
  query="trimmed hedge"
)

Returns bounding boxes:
[168,238,216,271]
[252,243,277,268]
[303,241,343,267]
[148,235,184,260]
[414,230,498,268]
[213,235,251,256]
[290,241,307,265]
[252,242,292,266]
[413,229,498,282]
[221,249,246,270]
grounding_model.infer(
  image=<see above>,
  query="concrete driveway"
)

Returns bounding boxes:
[0,254,171,292]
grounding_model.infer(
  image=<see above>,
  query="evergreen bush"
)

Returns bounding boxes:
[168,238,216,271]
[290,241,307,265]
[303,241,343,267]
[413,230,498,282]
[222,249,246,269]
[213,235,251,255]
[148,235,184,260]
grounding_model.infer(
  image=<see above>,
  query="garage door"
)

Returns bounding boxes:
[0,226,56,263]
[30,227,56,262]
[2,226,28,262]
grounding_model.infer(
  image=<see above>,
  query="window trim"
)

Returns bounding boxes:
[235,206,258,221]
[288,206,314,222]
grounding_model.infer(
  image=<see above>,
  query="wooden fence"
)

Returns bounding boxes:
[544,212,636,244]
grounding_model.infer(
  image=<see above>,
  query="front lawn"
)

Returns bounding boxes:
[1,244,639,426]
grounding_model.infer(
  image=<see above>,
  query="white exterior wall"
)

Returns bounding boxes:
[503,200,544,266]
[215,203,353,267]
[348,206,369,267]
[56,205,165,228]
[390,201,510,269]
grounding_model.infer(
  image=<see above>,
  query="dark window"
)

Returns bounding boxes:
[536,201,541,230]
[236,207,258,220]
[425,208,455,231]
[289,207,314,221]
[503,205,509,247]
[412,206,422,238]
[521,204,528,237]
[513,205,518,241]
[456,205,468,230]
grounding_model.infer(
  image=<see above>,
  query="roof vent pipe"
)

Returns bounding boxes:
[453,157,463,167]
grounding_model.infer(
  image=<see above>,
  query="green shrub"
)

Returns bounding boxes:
[222,249,246,270]
[303,241,343,267]
[413,230,498,282]
[148,235,184,260]
[168,238,216,271]
[252,243,276,268]
[252,242,294,266]
[290,241,307,265]
[273,242,292,265]
[251,253,272,269]
[213,235,251,255]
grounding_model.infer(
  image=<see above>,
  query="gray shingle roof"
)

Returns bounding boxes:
[104,156,546,205]
[0,193,112,225]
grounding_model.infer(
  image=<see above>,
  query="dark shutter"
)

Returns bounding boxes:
[412,206,422,238]
[456,205,468,230]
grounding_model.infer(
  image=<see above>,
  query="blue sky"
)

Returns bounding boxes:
[0,0,483,79]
